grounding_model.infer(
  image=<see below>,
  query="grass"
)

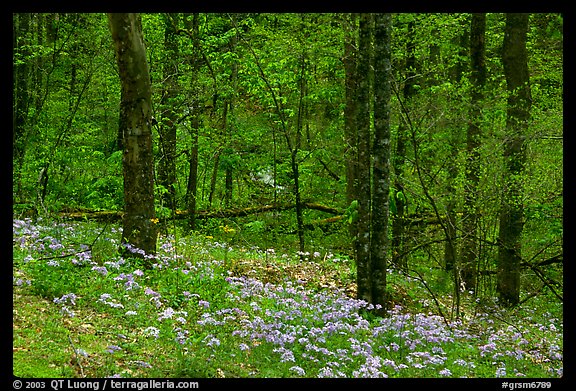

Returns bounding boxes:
[12,217,563,379]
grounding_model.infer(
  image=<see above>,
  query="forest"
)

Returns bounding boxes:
[13,13,563,380]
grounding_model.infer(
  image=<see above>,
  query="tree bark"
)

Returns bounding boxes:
[157,13,180,211]
[497,13,531,307]
[184,13,201,231]
[108,13,157,262]
[370,13,392,312]
[13,13,31,202]
[355,13,373,303]
[460,13,486,293]
[343,13,359,218]
[392,18,416,270]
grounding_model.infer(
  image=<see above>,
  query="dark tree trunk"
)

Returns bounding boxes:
[186,113,200,231]
[157,13,180,211]
[13,13,31,202]
[108,13,157,263]
[497,13,531,307]
[343,13,359,213]
[445,23,469,273]
[392,18,416,270]
[370,13,392,312]
[184,13,201,230]
[355,13,373,303]
[461,13,487,293]
[293,49,307,256]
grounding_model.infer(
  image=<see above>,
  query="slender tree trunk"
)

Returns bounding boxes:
[108,13,157,262]
[461,13,486,293]
[445,26,469,273]
[208,148,221,210]
[497,13,531,307]
[370,13,392,312]
[157,13,180,211]
[343,13,359,244]
[392,18,416,270]
[355,13,373,303]
[184,13,201,230]
[293,51,307,256]
[13,13,31,202]
[186,113,200,230]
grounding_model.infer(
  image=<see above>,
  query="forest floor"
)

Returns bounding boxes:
[12,218,564,381]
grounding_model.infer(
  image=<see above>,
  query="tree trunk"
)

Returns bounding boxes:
[157,13,180,211]
[343,13,359,248]
[293,49,307,256]
[108,13,157,263]
[497,13,531,307]
[461,13,486,293]
[392,18,416,270]
[184,13,201,231]
[355,13,373,303]
[370,13,392,312]
[13,13,31,202]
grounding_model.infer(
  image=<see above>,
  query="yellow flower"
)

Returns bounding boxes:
[150,218,159,224]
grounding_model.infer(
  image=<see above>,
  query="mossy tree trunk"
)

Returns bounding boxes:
[497,13,531,307]
[108,13,157,263]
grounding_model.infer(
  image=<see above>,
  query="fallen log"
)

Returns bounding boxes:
[58,202,342,222]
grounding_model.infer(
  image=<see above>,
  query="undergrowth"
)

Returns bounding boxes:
[12,218,563,379]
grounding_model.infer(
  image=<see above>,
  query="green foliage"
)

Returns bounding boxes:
[13,13,562,364]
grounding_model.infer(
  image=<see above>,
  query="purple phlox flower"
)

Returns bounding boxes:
[158,307,175,321]
[92,266,108,276]
[273,347,296,362]
[145,287,160,297]
[98,293,124,309]
[106,345,122,354]
[133,360,152,368]
[143,327,160,339]
[203,335,221,347]
[239,343,250,351]
[479,342,497,357]
[54,293,77,306]
[73,251,92,265]
[439,368,452,377]
[48,238,64,251]
[289,366,306,376]
[175,328,189,345]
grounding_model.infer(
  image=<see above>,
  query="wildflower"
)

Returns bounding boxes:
[289,366,306,376]
[54,293,77,306]
[439,368,452,377]
[158,307,175,321]
[92,266,108,276]
[239,343,250,351]
[125,311,138,316]
[496,366,507,377]
[143,327,160,339]
[106,345,122,354]
[175,329,189,345]
[176,316,187,324]
[133,361,152,368]
[204,335,221,347]
[145,287,160,297]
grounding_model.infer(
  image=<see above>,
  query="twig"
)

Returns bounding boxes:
[67,335,85,378]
